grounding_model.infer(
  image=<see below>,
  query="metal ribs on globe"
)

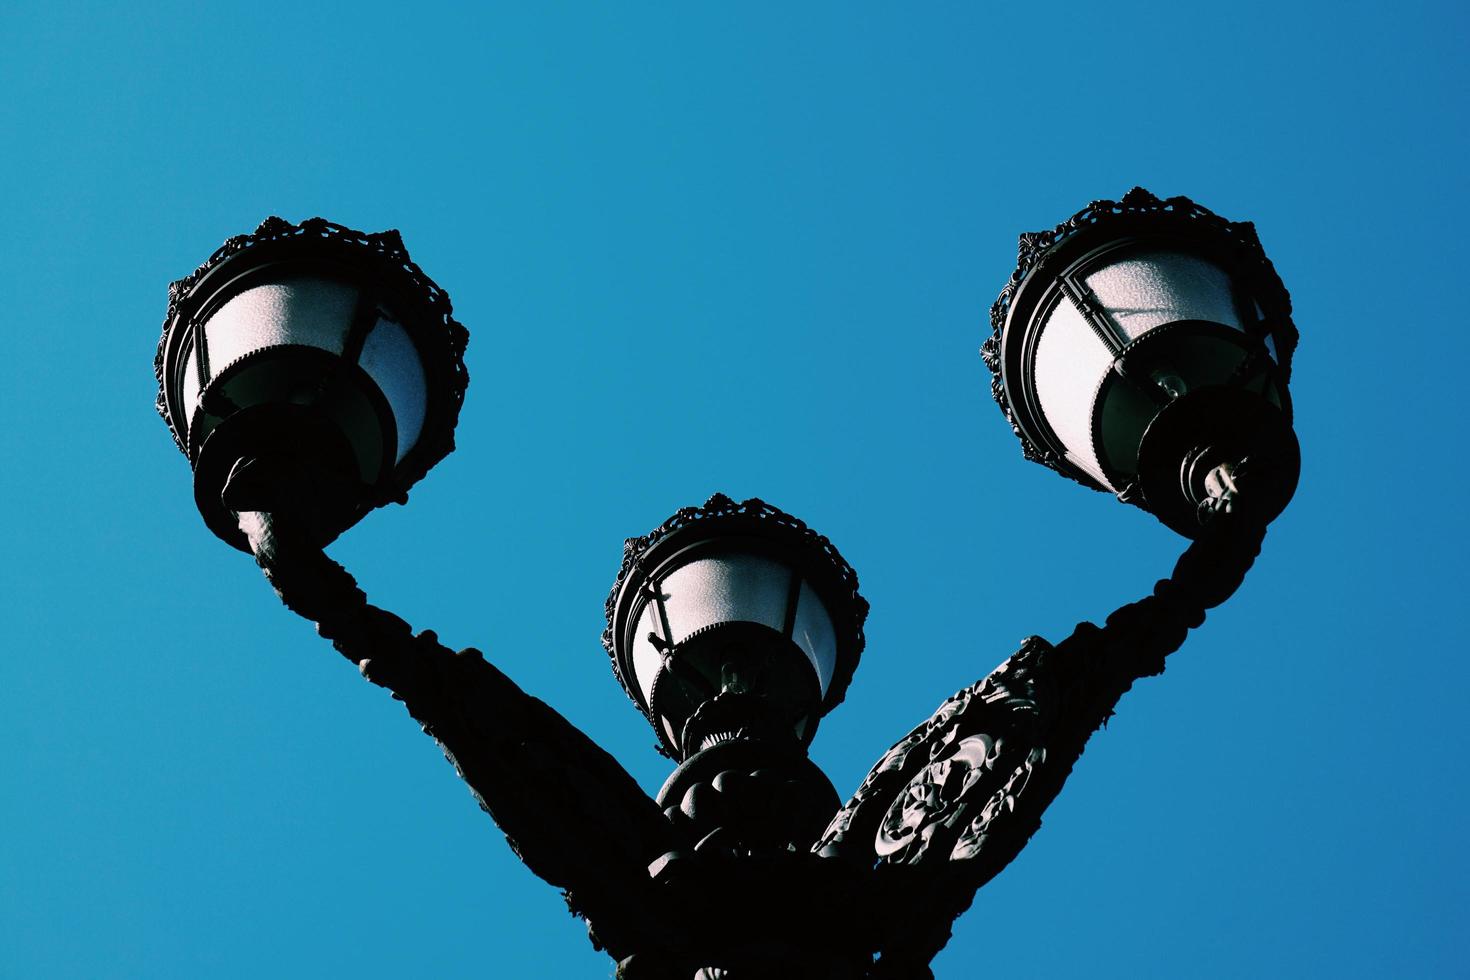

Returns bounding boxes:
[153,215,469,452]
[979,186,1298,474]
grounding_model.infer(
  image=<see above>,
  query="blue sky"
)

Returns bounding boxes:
[3,2,1466,977]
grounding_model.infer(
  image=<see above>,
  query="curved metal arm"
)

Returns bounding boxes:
[818,515,1267,974]
[228,486,685,962]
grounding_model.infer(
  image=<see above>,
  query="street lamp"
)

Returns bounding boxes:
[604,495,869,762]
[154,216,468,550]
[154,190,1298,978]
[981,186,1300,534]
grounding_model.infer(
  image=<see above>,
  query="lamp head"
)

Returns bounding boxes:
[155,217,469,549]
[982,187,1300,535]
[604,494,868,762]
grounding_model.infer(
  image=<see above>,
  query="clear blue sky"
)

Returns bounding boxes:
[3,2,1466,977]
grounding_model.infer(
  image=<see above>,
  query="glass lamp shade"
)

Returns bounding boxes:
[983,188,1300,535]
[604,495,868,761]
[155,217,469,550]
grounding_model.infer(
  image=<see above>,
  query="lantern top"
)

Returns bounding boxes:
[153,215,470,494]
[602,493,870,722]
[980,187,1298,486]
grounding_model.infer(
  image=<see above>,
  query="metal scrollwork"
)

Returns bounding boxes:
[874,730,1046,864]
[817,636,1057,869]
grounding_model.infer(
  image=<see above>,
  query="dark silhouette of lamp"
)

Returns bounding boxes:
[154,216,468,549]
[982,187,1300,535]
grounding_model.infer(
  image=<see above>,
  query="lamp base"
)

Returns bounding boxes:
[654,737,841,855]
[647,621,823,761]
[1136,386,1300,537]
[193,404,371,551]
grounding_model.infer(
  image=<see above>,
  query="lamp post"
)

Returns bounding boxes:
[154,190,1298,979]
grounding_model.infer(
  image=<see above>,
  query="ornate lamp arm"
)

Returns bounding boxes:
[1058,511,1267,720]
[818,515,1267,976]
[225,466,686,963]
